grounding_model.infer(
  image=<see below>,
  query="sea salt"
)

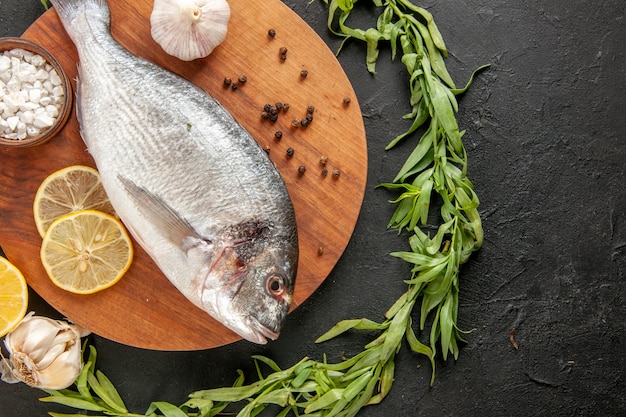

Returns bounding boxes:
[0,48,65,141]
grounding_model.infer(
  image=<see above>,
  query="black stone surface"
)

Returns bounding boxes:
[1,1,625,416]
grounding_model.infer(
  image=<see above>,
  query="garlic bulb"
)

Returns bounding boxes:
[150,0,231,61]
[0,313,90,390]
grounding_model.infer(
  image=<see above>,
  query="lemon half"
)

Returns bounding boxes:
[0,256,28,337]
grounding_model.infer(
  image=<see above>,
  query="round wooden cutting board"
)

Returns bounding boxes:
[0,0,367,350]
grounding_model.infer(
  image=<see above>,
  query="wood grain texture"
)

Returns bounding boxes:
[0,0,367,350]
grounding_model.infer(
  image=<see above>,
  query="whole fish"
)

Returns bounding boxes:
[49,0,298,344]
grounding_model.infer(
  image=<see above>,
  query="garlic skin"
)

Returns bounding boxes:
[0,313,90,390]
[150,0,231,61]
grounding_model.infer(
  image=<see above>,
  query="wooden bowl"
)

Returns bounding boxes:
[0,37,73,148]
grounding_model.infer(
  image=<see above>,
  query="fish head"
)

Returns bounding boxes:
[200,225,297,344]
[116,176,298,344]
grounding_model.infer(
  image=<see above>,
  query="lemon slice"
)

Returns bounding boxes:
[40,210,133,294]
[34,165,117,238]
[0,257,29,337]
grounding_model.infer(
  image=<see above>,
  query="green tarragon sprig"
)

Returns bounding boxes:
[324,0,485,363]
[39,1,485,416]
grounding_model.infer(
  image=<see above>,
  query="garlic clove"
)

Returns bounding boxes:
[10,316,62,362]
[34,336,68,370]
[150,0,231,61]
[34,349,83,390]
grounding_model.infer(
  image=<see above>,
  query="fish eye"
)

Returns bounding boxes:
[266,275,285,297]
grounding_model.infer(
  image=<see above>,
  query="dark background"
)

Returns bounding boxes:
[1,0,624,416]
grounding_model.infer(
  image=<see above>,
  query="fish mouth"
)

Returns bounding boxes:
[244,316,280,344]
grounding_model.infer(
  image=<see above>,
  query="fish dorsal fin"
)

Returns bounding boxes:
[117,175,210,252]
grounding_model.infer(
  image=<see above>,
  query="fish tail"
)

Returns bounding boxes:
[49,0,111,41]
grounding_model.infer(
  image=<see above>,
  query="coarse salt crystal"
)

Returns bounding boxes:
[7,116,19,131]
[19,101,39,112]
[0,56,10,72]
[19,61,36,75]
[52,85,65,99]
[10,57,20,74]
[29,54,45,67]
[20,110,34,124]
[45,104,59,118]
[27,126,40,137]
[33,113,55,129]
[6,77,21,94]
[3,92,24,113]
[7,48,25,59]
[39,96,52,106]
[49,69,61,86]
[42,80,53,92]
[29,88,41,103]
[35,68,49,81]
[21,50,34,62]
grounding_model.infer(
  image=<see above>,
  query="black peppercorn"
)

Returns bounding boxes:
[286,147,294,157]
[268,28,276,37]
[300,70,308,78]
[223,77,232,87]
[274,131,283,139]
[279,47,288,61]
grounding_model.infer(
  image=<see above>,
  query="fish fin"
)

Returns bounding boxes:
[75,67,83,131]
[117,175,210,251]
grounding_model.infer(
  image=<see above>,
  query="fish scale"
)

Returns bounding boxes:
[50,0,298,344]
